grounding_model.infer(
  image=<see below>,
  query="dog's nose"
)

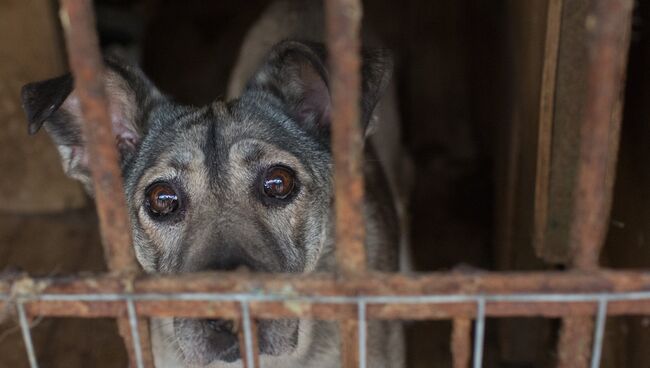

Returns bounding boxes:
[204,252,260,272]
[206,319,239,334]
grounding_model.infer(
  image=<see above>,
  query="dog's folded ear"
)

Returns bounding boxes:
[243,40,393,139]
[20,59,161,193]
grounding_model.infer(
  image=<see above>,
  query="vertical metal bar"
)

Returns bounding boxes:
[452,318,471,368]
[240,302,258,368]
[325,0,364,365]
[325,0,366,275]
[340,319,360,368]
[557,1,633,367]
[16,302,39,368]
[57,1,154,366]
[358,301,367,368]
[557,316,594,368]
[127,299,145,368]
[568,0,633,271]
[590,299,608,368]
[59,0,138,274]
[472,299,486,368]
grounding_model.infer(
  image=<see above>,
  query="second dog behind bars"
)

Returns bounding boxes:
[21,0,408,367]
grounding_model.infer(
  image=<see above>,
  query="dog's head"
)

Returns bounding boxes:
[21,40,392,365]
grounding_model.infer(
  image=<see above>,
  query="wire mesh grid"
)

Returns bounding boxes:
[0,0,641,367]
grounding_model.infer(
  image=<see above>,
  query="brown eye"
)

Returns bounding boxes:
[145,182,179,217]
[262,166,296,200]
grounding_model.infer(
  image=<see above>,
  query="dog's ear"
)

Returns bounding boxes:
[244,40,393,138]
[20,59,161,193]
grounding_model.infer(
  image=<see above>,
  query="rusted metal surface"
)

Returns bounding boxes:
[556,0,633,366]
[58,1,152,366]
[451,318,471,368]
[558,316,594,368]
[340,319,360,368]
[58,0,138,274]
[2,271,650,319]
[18,298,639,320]
[325,0,365,364]
[568,0,632,271]
[325,0,366,276]
[5,271,650,297]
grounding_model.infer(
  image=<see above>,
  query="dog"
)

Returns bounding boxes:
[20,2,405,367]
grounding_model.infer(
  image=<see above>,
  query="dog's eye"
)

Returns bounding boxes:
[262,166,296,200]
[145,182,180,217]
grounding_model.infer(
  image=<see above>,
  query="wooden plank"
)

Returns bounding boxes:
[533,0,564,261]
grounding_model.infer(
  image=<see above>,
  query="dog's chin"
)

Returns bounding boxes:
[174,318,299,366]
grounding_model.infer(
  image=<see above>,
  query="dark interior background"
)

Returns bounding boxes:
[1,0,649,367]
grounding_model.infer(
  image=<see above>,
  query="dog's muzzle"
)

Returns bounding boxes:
[174,317,299,365]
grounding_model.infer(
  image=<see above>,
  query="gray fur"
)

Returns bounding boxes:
[22,27,403,368]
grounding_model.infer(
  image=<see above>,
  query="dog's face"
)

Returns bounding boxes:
[21,41,392,366]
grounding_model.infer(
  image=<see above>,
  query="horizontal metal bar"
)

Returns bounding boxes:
[6,291,650,304]
[5,270,650,296]
[2,272,650,320]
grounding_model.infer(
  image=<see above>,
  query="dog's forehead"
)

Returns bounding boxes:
[129,99,322,194]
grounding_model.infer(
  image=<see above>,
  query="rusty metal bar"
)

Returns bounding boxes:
[325,0,366,276]
[3,271,650,317]
[5,271,650,298]
[558,316,594,367]
[557,0,633,366]
[57,1,153,366]
[567,0,632,271]
[451,318,471,368]
[59,0,137,274]
[325,0,365,365]
[340,319,360,368]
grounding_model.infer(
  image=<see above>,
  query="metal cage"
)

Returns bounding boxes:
[0,0,642,367]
